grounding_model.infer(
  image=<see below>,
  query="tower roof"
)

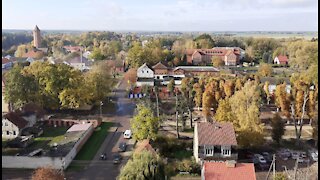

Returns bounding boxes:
[34,25,40,31]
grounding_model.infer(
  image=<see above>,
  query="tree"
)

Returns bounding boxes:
[271,113,285,145]
[84,61,115,102]
[180,77,195,128]
[223,80,235,98]
[167,79,175,96]
[274,83,291,117]
[124,68,137,88]
[118,150,165,180]
[258,63,273,77]
[89,47,104,60]
[202,89,213,121]
[229,81,265,147]
[212,56,224,67]
[131,104,160,141]
[126,42,144,68]
[263,81,271,104]
[194,34,214,48]
[193,83,203,110]
[214,98,235,124]
[32,167,64,180]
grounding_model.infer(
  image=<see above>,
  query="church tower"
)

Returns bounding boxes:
[33,25,41,48]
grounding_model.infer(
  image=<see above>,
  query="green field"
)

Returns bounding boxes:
[74,122,113,160]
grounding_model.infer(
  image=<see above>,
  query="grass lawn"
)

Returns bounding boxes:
[74,122,113,160]
[67,122,112,171]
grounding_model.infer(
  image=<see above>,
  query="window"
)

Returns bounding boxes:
[13,131,16,135]
[221,146,231,157]
[147,71,149,73]
[6,131,9,135]
[142,70,144,73]
[5,122,8,126]
[205,146,214,156]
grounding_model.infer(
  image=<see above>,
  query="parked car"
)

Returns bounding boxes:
[100,153,107,160]
[118,142,127,152]
[113,153,122,164]
[311,152,318,161]
[254,154,267,164]
[291,152,300,160]
[124,130,132,139]
[262,152,272,163]
[278,149,291,160]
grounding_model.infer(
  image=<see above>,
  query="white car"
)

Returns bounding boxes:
[311,152,318,161]
[254,154,267,164]
[124,130,132,139]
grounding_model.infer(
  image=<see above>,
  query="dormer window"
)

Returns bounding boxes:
[221,145,231,157]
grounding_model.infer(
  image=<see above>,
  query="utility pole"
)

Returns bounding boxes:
[154,87,160,118]
[266,154,276,180]
[293,157,299,180]
[175,92,179,139]
[100,101,103,118]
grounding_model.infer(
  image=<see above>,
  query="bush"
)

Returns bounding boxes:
[176,158,200,175]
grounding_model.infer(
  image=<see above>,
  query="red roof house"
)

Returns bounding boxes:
[202,161,256,180]
[274,55,288,65]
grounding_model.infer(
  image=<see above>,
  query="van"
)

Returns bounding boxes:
[124,130,132,139]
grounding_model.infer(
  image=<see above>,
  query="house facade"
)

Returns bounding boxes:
[194,121,238,163]
[136,63,155,87]
[64,56,92,71]
[2,112,28,139]
[274,55,288,65]
[186,47,244,66]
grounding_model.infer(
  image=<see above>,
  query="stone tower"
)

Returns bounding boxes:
[33,25,41,48]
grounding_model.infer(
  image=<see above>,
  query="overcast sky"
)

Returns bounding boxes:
[2,0,318,31]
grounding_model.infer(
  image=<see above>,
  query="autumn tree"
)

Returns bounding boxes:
[32,167,64,180]
[258,63,273,77]
[212,56,224,67]
[263,81,271,104]
[167,79,175,96]
[271,113,285,145]
[124,68,137,88]
[118,150,165,180]
[126,42,144,68]
[193,83,203,110]
[131,104,160,141]
[214,98,235,124]
[181,77,195,128]
[274,83,291,117]
[229,81,265,147]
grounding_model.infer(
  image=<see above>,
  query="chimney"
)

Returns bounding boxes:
[226,160,236,168]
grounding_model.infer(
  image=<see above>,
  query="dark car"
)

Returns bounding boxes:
[100,153,106,160]
[118,142,127,152]
[113,153,122,164]
[262,152,272,163]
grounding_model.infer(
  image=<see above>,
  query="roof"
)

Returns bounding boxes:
[134,139,156,155]
[203,162,256,180]
[152,62,168,69]
[197,121,237,146]
[65,56,91,66]
[276,55,288,62]
[138,63,152,71]
[260,77,290,85]
[67,123,92,132]
[21,50,43,59]
[2,58,11,64]
[173,66,220,72]
[34,25,40,31]
[3,112,28,129]
[63,46,83,52]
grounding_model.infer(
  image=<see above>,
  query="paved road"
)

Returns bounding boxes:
[67,78,136,180]
[2,78,136,180]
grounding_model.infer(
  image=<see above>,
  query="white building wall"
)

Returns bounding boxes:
[2,119,19,139]
[137,65,154,78]
[194,123,199,163]
[136,81,154,87]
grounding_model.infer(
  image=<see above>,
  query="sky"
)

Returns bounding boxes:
[2,0,318,31]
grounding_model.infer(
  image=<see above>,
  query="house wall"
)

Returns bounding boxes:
[192,52,202,65]
[2,94,9,113]
[71,63,86,70]
[2,124,94,169]
[136,81,154,87]
[194,123,200,163]
[137,66,154,78]
[2,119,20,139]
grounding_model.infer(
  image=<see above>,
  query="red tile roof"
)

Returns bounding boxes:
[152,62,168,69]
[203,162,256,180]
[197,121,237,146]
[134,139,156,155]
[277,55,288,62]
[3,112,28,129]
[22,50,42,58]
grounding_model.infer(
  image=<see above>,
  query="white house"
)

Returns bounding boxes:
[82,51,92,59]
[136,63,154,87]
[64,56,92,71]
[2,112,28,139]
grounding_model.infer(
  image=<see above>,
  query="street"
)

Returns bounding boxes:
[2,78,136,180]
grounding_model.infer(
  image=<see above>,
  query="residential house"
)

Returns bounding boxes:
[186,47,244,66]
[134,139,157,155]
[274,55,289,65]
[136,63,154,86]
[64,56,92,71]
[63,46,83,53]
[2,112,28,139]
[105,60,125,74]
[2,58,13,70]
[260,77,291,94]
[201,161,256,180]
[194,121,238,163]
[82,51,92,59]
